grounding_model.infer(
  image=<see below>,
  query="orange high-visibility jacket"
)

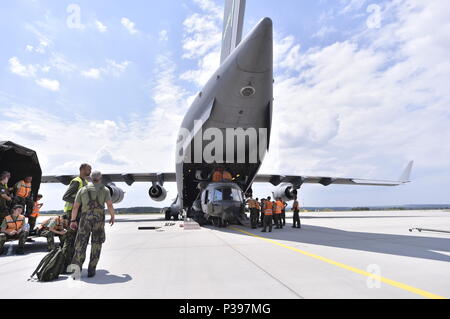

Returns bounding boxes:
[31,201,41,218]
[275,201,284,214]
[5,215,25,232]
[16,181,31,198]
[264,201,274,215]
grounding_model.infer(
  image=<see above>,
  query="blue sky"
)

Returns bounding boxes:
[1,0,449,210]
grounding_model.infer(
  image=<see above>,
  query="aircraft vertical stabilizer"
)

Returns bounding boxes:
[221,0,246,64]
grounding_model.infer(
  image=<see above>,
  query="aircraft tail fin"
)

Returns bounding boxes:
[399,161,414,183]
[220,0,246,64]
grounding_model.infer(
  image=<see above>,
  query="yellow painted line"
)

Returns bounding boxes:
[229,227,446,299]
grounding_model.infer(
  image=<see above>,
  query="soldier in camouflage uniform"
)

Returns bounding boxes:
[0,172,13,225]
[61,164,91,270]
[69,171,115,278]
[37,215,68,251]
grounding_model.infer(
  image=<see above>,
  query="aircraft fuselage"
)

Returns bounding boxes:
[174,18,273,217]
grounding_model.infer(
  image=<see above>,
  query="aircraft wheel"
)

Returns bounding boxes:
[211,218,220,228]
[174,214,179,221]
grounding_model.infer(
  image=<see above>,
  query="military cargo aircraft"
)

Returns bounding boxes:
[42,0,413,227]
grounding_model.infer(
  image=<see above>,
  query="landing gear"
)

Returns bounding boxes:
[163,208,171,221]
[210,217,228,228]
[211,217,220,228]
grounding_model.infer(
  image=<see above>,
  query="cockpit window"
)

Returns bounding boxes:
[213,188,242,202]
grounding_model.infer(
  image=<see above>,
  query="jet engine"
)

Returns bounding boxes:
[106,183,125,204]
[149,184,167,202]
[272,183,298,202]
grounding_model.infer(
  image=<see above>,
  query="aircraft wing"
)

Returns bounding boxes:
[41,173,177,186]
[253,161,414,188]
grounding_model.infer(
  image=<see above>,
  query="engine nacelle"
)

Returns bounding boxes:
[149,184,167,202]
[106,183,125,204]
[272,183,298,202]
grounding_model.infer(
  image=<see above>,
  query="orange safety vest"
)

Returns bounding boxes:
[275,201,284,214]
[212,171,223,182]
[31,201,41,218]
[247,199,258,209]
[222,171,233,181]
[264,201,274,215]
[5,215,25,232]
[16,181,32,198]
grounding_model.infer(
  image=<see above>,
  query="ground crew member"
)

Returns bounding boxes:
[262,197,274,233]
[212,167,233,182]
[61,163,91,270]
[259,198,265,226]
[281,200,287,226]
[0,172,13,225]
[0,205,28,255]
[28,194,43,235]
[292,196,301,229]
[273,198,284,229]
[70,171,115,278]
[246,196,259,229]
[13,176,33,217]
[37,215,68,251]
[255,198,261,227]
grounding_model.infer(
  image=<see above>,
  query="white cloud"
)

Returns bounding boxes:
[81,60,130,79]
[49,53,77,74]
[105,59,130,76]
[95,20,107,33]
[121,17,138,35]
[340,0,367,14]
[312,26,338,39]
[35,78,60,91]
[8,57,37,78]
[159,30,168,42]
[81,68,102,79]
[180,0,222,87]
[25,45,34,52]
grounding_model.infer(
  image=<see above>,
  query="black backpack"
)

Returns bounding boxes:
[30,248,66,282]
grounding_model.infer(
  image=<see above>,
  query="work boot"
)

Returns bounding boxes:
[261,229,266,232]
[87,267,96,278]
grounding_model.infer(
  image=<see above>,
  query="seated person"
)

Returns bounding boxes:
[0,205,29,255]
[36,215,68,251]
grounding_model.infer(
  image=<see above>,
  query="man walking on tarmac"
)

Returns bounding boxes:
[246,196,259,229]
[261,196,274,233]
[61,164,91,270]
[69,171,115,278]
[292,196,301,229]
[274,197,284,229]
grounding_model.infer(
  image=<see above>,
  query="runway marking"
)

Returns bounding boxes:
[229,227,447,299]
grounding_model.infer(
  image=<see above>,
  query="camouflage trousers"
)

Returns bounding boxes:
[71,211,105,270]
[39,230,65,250]
[62,227,77,269]
[0,231,28,251]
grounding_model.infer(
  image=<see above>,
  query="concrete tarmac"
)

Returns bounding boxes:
[0,210,449,299]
